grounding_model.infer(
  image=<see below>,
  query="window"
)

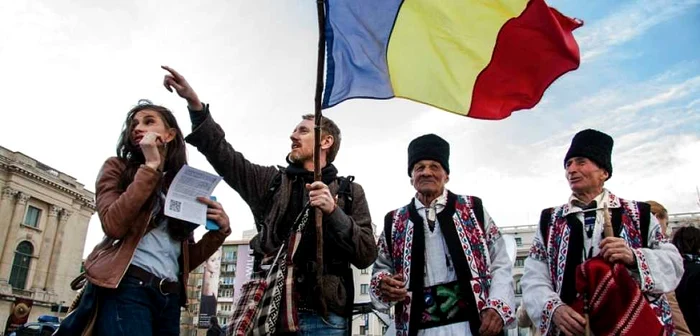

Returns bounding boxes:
[9,241,33,289]
[223,246,237,262]
[515,237,523,247]
[518,327,530,336]
[360,284,369,295]
[515,278,522,295]
[515,257,525,267]
[359,326,367,335]
[23,206,41,228]
[361,268,369,274]
[218,289,233,298]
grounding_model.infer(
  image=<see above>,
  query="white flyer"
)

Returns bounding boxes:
[164,165,223,225]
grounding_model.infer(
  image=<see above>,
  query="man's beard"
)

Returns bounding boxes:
[288,150,312,164]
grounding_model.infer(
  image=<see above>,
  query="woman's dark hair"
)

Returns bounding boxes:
[209,316,219,326]
[671,226,700,255]
[116,100,191,240]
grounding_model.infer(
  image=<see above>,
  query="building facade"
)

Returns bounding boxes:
[501,225,537,336]
[217,239,252,327]
[350,265,389,336]
[0,146,95,331]
[668,211,700,234]
[180,236,254,335]
[181,266,204,336]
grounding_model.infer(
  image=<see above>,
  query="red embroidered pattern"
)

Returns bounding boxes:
[380,195,511,333]
[486,298,515,326]
[529,237,548,262]
[536,195,674,334]
[539,298,563,336]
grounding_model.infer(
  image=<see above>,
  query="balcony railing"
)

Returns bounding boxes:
[12,288,33,298]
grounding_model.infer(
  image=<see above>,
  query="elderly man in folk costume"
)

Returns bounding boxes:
[370,134,515,336]
[521,129,684,336]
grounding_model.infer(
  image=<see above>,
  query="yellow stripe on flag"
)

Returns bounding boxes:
[387,0,529,115]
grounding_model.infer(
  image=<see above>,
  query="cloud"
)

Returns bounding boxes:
[578,0,700,61]
[1,0,697,261]
[439,64,700,227]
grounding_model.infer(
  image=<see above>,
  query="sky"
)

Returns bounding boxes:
[0,0,699,259]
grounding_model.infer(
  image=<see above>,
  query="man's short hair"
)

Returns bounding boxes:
[302,114,341,163]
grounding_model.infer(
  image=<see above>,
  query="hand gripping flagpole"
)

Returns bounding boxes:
[313,0,328,317]
[603,203,614,238]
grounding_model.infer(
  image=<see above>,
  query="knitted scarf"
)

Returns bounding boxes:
[573,257,663,336]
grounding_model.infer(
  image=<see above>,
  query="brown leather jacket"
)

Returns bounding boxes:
[83,157,230,306]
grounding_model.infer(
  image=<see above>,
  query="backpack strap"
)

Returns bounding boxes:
[253,168,284,232]
[539,208,554,242]
[336,175,355,214]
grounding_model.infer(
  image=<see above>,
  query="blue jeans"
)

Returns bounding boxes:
[294,311,348,336]
[95,275,181,336]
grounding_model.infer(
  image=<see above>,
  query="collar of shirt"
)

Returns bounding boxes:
[564,189,618,216]
[414,189,448,222]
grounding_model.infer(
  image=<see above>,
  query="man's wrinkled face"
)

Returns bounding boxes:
[410,160,449,196]
[565,157,608,194]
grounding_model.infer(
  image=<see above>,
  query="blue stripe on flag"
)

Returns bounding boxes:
[322,0,403,108]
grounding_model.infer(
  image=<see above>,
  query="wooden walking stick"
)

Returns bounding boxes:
[603,202,614,238]
[313,0,328,317]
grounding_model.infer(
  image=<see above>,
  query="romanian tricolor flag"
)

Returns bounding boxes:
[322,0,582,120]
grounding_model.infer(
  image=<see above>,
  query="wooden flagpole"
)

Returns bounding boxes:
[313,0,328,317]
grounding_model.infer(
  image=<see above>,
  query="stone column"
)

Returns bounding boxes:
[0,192,30,279]
[47,210,71,291]
[32,205,62,291]
[0,187,18,265]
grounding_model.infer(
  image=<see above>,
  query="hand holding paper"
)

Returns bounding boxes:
[164,165,223,226]
[199,196,225,231]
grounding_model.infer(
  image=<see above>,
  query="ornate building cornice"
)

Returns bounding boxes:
[2,186,17,200]
[60,210,73,222]
[16,192,30,205]
[0,162,96,211]
[49,205,63,217]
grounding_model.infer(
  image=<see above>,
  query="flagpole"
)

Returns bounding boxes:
[313,0,328,317]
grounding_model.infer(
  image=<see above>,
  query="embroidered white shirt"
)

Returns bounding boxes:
[413,190,471,335]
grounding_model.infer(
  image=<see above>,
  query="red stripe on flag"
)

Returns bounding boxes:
[468,0,583,120]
